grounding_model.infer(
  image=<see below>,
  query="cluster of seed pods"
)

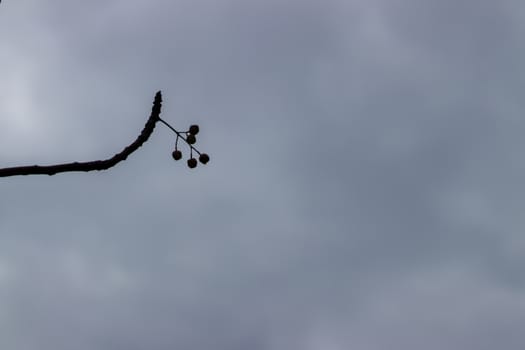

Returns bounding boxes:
[171,124,210,168]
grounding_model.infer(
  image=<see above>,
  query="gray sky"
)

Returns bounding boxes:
[1,0,525,349]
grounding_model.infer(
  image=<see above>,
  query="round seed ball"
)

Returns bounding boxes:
[186,134,196,144]
[187,158,198,168]
[189,124,200,135]
[172,150,182,160]
[199,153,210,164]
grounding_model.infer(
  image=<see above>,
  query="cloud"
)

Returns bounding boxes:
[1,0,525,349]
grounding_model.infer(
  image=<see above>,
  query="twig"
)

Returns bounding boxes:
[0,91,163,177]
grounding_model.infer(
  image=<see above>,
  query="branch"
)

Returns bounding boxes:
[0,91,163,177]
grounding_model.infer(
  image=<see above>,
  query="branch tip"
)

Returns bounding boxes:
[0,91,163,177]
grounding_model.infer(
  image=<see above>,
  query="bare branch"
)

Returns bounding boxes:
[0,91,163,177]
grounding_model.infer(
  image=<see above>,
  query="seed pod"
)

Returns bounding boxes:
[186,134,196,145]
[172,150,182,160]
[187,158,198,168]
[189,124,200,135]
[199,153,210,164]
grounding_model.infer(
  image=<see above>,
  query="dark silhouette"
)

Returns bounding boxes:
[0,91,163,177]
[0,91,211,177]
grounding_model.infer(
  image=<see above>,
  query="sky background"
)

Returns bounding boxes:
[1,0,525,349]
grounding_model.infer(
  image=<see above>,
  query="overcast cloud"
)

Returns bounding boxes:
[1,0,525,349]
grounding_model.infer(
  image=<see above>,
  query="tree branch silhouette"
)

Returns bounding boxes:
[0,91,163,177]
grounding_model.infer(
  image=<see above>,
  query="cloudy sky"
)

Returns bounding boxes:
[1,0,525,349]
